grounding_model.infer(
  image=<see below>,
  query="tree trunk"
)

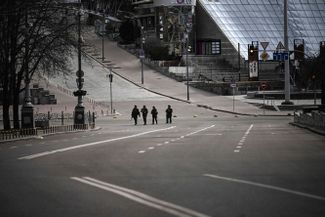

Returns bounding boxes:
[2,89,11,130]
[12,89,20,129]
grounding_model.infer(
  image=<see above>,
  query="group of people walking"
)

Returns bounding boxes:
[131,105,173,125]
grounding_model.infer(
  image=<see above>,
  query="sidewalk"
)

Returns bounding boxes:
[83,29,291,116]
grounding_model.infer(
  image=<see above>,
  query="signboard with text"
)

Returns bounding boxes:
[153,0,196,6]
[249,61,258,78]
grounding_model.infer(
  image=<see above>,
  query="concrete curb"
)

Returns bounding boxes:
[289,122,325,136]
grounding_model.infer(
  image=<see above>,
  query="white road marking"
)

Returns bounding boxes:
[180,136,184,139]
[71,177,210,217]
[204,174,325,201]
[235,124,253,153]
[138,125,215,155]
[18,126,176,160]
[203,133,223,136]
[156,143,163,146]
[185,125,215,137]
[138,150,146,154]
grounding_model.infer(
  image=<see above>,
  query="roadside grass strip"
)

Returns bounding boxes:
[18,126,176,160]
[71,177,210,217]
[204,174,325,202]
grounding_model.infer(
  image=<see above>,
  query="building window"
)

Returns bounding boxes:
[197,40,221,55]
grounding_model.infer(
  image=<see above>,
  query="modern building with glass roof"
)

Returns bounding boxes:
[132,0,325,83]
[198,0,325,60]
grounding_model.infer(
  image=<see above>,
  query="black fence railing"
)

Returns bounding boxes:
[0,124,95,141]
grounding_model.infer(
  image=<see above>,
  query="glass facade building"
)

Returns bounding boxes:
[199,0,325,59]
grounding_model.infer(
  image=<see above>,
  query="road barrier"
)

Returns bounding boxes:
[0,124,95,142]
[294,111,325,130]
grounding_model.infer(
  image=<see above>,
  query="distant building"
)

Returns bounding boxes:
[130,0,324,82]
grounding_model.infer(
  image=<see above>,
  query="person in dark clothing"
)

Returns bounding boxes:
[151,106,158,124]
[131,105,140,125]
[141,105,148,125]
[165,105,173,124]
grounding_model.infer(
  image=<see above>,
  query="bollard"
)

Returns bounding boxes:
[61,111,64,126]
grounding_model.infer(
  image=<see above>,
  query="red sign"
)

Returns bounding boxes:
[261,82,267,90]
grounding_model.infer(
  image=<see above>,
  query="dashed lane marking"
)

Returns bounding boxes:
[234,124,253,153]
[18,126,176,160]
[138,125,215,154]
[204,174,325,201]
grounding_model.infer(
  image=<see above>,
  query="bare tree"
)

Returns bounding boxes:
[0,0,77,129]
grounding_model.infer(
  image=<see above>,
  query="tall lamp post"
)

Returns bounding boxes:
[73,6,87,126]
[282,0,293,105]
[101,17,108,62]
[108,69,113,114]
[21,11,34,129]
[185,32,190,101]
[140,26,145,84]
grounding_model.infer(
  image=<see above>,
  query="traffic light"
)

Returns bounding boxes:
[320,41,325,58]
[294,39,304,61]
[248,44,258,62]
[248,42,259,80]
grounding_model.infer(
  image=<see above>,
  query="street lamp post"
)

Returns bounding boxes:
[102,24,105,62]
[108,69,113,114]
[101,17,108,62]
[21,11,34,129]
[140,26,145,84]
[185,32,190,101]
[73,7,87,126]
[282,0,293,105]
